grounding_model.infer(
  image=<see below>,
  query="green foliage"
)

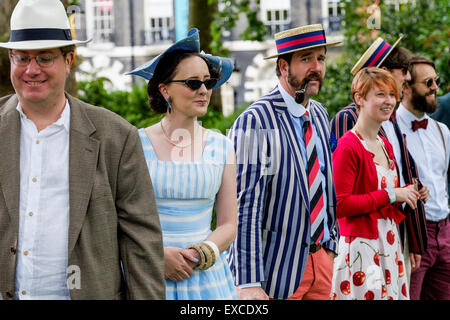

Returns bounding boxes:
[78,76,249,133]
[209,0,267,55]
[78,77,163,128]
[199,104,249,134]
[319,0,450,118]
[316,55,354,118]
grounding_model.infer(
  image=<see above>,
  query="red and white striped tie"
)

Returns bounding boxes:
[303,111,325,244]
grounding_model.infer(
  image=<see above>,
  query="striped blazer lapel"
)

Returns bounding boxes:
[274,103,310,212]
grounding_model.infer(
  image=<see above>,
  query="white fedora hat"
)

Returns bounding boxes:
[0,0,91,50]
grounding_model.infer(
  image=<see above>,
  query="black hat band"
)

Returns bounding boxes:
[10,28,72,42]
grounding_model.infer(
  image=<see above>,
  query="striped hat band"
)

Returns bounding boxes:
[264,24,342,59]
[350,36,403,75]
[362,40,392,69]
[275,30,326,55]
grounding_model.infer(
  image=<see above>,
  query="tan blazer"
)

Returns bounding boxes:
[0,94,165,300]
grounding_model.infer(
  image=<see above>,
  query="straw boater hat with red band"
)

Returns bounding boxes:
[0,0,91,50]
[264,24,342,60]
[350,36,403,75]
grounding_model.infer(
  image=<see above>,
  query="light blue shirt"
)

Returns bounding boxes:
[278,83,330,244]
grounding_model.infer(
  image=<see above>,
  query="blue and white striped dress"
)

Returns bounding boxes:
[139,128,238,300]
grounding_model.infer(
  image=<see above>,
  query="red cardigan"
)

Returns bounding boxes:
[332,131,405,239]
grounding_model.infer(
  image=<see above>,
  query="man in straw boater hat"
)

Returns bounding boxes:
[330,36,430,286]
[228,24,341,300]
[397,55,450,300]
[0,0,164,300]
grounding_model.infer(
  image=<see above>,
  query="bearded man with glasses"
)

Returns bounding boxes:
[396,55,450,300]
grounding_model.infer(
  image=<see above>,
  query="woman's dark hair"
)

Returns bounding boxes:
[147,50,221,114]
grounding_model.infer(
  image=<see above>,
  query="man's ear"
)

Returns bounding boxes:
[278,58,289,78]
[64,52,75,74]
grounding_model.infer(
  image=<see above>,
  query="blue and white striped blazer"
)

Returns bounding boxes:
[228,87,338,299]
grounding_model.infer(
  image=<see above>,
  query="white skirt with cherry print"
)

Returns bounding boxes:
[331,217,409,300]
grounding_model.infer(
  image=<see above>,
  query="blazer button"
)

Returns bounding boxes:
[10,247,17,254]
[5,291,14,299]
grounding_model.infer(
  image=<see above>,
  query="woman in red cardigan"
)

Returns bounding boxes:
[331,68,422,300]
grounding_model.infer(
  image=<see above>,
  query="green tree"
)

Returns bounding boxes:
[210,0,266,56]
[318,0,450,118]
[188,0,222,112]
[188,0,266,112]
[0,0,18,96]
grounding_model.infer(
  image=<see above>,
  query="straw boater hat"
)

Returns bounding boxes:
[127,28,233,90]
[264,24,342,60]
[0,0,91,50]
[350,36,403,75]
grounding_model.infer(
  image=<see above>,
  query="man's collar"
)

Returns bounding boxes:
[277,82,309,118]
[397,102,428,123]
[16,100,71,132]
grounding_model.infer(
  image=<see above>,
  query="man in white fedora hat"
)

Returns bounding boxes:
[228,24,341,300]
[0,0,165,300]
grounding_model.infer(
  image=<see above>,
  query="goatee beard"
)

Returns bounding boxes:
[287,70,323,93]
[410,87,438,114]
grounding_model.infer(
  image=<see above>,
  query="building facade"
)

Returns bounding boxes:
[72,0,344,111]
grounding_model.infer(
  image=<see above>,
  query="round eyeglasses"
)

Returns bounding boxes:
[411,76,440,88]
[10,53,62,68]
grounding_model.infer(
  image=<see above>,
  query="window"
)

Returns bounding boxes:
[85,0,115,44]
[144,0,174,44]
[260,0,291,36]
[385,0,416,11]
[325,0,344,33]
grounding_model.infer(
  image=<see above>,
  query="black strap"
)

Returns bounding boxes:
[10,28,72,42]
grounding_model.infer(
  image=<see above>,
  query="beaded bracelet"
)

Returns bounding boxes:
[200,242,216,267]
[187,243,207,270]
[187,241,219,270]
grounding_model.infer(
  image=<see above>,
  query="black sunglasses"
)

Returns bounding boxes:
[423,76,440,88]
[411,76,440,88]
[168,78,218,90]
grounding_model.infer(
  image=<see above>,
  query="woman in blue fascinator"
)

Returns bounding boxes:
[127,28,238,300]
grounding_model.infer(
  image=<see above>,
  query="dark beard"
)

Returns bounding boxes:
[410,87,438,114]
[287,69,323,93]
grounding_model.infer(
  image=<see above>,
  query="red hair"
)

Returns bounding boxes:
[351,67,399,108]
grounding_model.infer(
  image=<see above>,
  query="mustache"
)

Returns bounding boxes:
[304,73,322,82]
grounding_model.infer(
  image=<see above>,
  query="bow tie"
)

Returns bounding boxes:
[411,119,428,132]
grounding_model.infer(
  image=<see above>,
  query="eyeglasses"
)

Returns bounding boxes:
[411,76,440,88]
[10,53,62,68]
[168,78,218,90]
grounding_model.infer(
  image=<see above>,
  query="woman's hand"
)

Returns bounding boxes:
[394,185,420,209]
[164,247,198,282]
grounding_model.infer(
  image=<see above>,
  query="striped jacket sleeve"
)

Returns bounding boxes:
[227,108,268,286]
[330,105,358,141]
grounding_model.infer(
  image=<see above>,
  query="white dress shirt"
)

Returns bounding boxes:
[15,101,71,300]
[396,103,450,221]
